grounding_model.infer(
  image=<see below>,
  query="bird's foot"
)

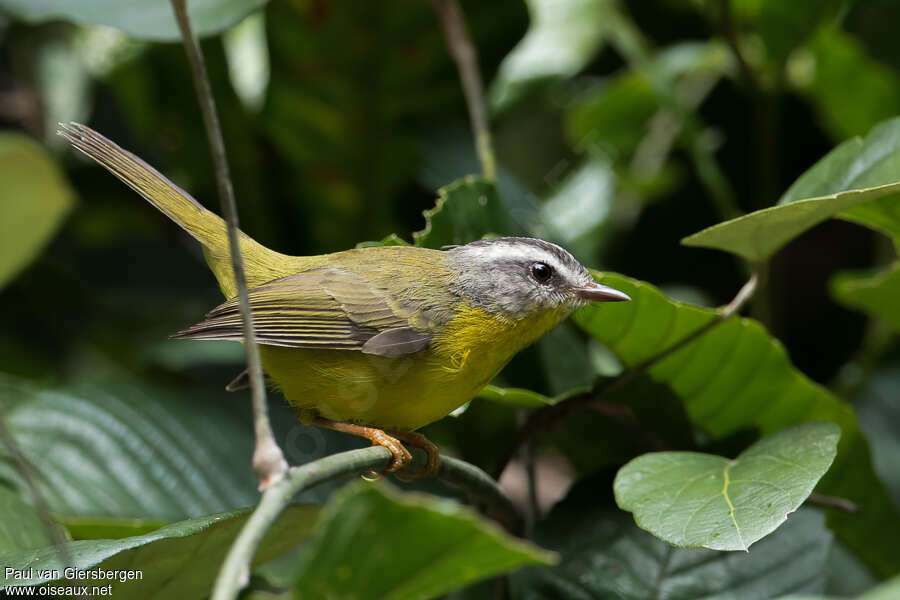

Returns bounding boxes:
[304,414,412,473]
[388,430,441,482]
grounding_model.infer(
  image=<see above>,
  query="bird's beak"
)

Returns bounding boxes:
[574,282,631,302]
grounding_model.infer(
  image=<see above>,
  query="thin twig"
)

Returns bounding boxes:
[806,493,859,514]
[428,0,496,181]
[492,274,759,479]
[210,447,520,600]
[169,0,286,489]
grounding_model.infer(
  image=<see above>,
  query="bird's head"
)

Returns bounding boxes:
[444,237,630,321]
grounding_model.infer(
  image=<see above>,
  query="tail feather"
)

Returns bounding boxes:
[58,123,293,295]
[58,122,223,250]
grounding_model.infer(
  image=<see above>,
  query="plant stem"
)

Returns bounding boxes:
[169,0,287,490]
[428,0,496,181]
[211,447,520,600]
[492,273,759,479]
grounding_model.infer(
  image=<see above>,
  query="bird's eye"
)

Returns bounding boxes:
[530,262,553,283]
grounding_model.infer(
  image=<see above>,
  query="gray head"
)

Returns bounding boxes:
[444,237,629,319]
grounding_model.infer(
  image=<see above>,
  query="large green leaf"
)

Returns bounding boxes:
[782,575,900,600]
[682,117,900,261]
[0,134,74,290]
[614,423,839,551]
[489,0,616,112]
[514,475,833,600]
[0,504,319,597]
[831,263,900,333]
[291,482,555,599]
[0,375,344,521]
[0,0,268,40]
[572,272,900,575]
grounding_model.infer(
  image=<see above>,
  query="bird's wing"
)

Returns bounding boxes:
[171,268,432,356]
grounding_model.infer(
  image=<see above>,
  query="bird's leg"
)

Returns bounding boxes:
[388,430,441,481]
[299,411,412,473]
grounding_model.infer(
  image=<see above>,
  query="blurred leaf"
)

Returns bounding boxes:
[851,365,900,508]
[731,0,844,63]
[514,475,832,600]
[0,504,318,597]
[355,233,411,249]
[572,272,900,575]
[0,134,75,290]
[538,160,615,260]
[0,374,339,521]
[489,0,616,112]
[615,422,839,550]
[553,376,695,476]
[477,385,553,408]
[291,482,555,599]
[414,176,515,248]
[0,0,268,40]
[782,575,900,600]
[536,322,596,395]
[825,539,880,597]
[683,116,900,261]
[831,263,900,333]
[797,28,900,141]
[223,10,269,113]
[0,486,51,552]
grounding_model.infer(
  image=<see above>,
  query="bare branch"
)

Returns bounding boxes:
[169,0,287,490]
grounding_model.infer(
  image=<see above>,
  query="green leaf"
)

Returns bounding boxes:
[831,263,900,333]
[61,517,169,541]
[0,134,74,290]
[682,116,900,261]
[291,482,555,599]
[0,0,268,41]
[514,475,833,599]
[614,422,839,550]
[572,272,900,575]
[852,365,900,509]
[781,575,900,600]
[489,0,616,112]
[552,376,695,476]
[0,487,51,553]
[355,233,411,249]
[476,385,553,408]
[731,0,844,63]
[797,28,900,141]
[414,176,516,249]
[0,375,344,521]
[0,505,319,596]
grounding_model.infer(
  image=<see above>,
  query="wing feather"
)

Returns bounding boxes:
[171,267,432,354]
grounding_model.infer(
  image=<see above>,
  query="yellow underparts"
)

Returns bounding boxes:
[260,302,569,431]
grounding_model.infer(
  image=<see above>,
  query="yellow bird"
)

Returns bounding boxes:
[59,123,630,478]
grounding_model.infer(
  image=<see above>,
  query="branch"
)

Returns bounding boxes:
[806,493,859,514]
[169,0,287,489]
[211,448,520,600]
[428,0,496,181]
[492,274,759,479]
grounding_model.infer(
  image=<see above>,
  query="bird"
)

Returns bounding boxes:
[58,122,630,479]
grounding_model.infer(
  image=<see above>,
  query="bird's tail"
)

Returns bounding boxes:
[58,122,284,296]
